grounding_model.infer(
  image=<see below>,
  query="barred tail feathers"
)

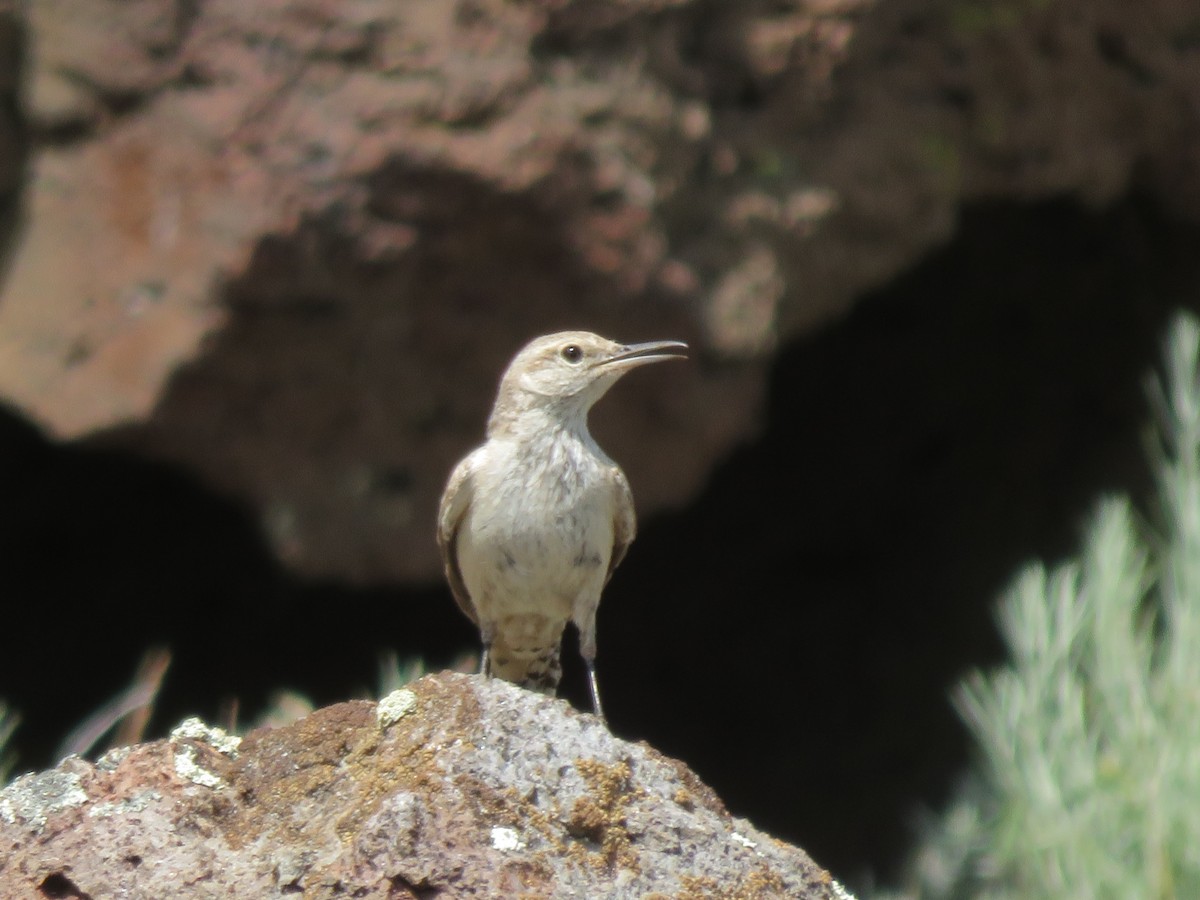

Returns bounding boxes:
[488,635,563,695]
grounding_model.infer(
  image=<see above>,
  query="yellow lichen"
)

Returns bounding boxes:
[564,757,644,873]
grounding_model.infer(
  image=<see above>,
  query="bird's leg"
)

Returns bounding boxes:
[585,659,606,724]
[480,622,495,678]
[578,617,606,723]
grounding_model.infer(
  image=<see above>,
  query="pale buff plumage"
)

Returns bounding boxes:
[437,331,687,721]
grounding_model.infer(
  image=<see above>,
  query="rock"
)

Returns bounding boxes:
[0,673,850,899]
[2,0,1199,580]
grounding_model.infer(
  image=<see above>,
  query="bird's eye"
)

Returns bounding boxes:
[561,344,583,364]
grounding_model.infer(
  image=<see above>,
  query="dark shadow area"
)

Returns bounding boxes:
[0,405,474,769]
[595,192,1199,885]
[2,192,1199,891]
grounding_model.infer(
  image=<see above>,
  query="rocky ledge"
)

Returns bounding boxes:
[0,673,848,899]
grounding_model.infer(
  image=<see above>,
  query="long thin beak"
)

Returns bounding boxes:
[597,340,689,370]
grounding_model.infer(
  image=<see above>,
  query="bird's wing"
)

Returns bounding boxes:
[437,449,481,625]
[607,466,637,584]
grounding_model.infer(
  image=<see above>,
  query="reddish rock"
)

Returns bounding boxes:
[1,0,1198,580]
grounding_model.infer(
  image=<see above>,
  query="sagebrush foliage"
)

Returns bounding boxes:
[894,312,1200,899]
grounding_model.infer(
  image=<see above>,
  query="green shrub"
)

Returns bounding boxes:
[894,312,1200,899]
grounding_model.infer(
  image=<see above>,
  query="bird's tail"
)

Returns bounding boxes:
[488,636,562,695]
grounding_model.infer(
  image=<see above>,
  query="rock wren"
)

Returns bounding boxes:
[437,331,687,721]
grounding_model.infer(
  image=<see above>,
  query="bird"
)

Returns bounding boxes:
[437,330,687,721]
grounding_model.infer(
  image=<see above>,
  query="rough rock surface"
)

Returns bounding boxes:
[0,673,848,899]
[3,0,1200,580]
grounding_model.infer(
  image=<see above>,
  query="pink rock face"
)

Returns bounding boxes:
[0,673,846,898]
[1,0,1198,580]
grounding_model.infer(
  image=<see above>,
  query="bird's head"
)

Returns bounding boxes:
[490,330,688,431]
